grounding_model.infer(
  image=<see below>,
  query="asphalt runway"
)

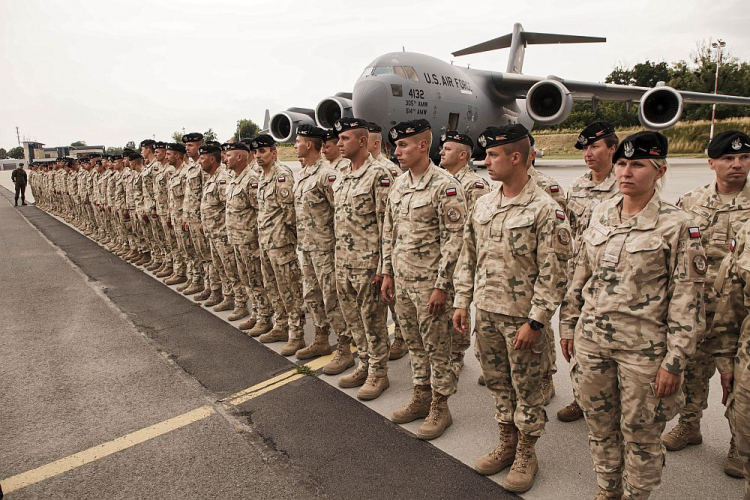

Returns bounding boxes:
[0,161,745,499]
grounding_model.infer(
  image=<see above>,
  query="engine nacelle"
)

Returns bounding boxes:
[315,96,354,129]
[526,80,573,125]
[269,108,316,143]
[638,86,683,130]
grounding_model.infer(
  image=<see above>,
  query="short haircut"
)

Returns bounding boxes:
[500,136,531,164]
[603,134,619,149]
[206,151,221,163]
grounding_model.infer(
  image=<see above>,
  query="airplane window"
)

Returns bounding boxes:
[361,66,374,77]
[393,66,406,79]
[404,66,420,82]
[372,66,394,76]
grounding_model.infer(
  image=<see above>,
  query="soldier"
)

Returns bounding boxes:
[254,134,306,356]
[322,129,351,172]
[129,153,154,266]
[224,142,274,336]
[152,142,179,279]
[663,131,750,478]
[292,125,348,360]
[139,140,164,272]
[164,143,190,285]
[557,121,620,423]
[560,131,706,500]
[328,117,393,399]
[382,119,467,438]
[453,124,571,493]
[11,163,27,206]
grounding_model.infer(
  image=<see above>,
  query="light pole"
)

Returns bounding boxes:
[709,39,726,142]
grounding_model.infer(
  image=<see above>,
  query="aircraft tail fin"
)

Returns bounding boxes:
[452,23,605,74]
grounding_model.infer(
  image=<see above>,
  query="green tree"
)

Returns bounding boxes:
[8,146,24,159]
[0,148,7,159]
[232,119,261,142]
[70,141,87,147]
[171,131,185,143]
[105,146,123,156]
[203,128,218,143]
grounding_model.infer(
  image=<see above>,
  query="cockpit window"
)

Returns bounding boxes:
[372,66,394,76]
[393,66,406,79]
[361,66,374,78]
[367,65,420,82]
[404,66,420,82]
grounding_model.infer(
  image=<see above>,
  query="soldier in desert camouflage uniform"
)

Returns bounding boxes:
[152,142,179,279]
[164,143,191,286]
[139,140,165,273]
[560,132,707,500]
[322,128,351,172]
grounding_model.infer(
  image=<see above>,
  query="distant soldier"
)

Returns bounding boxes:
[322,129,351,172]
[382,119,467,439]
[152,142,179,279]
[139,140,165,272]
[164,144,190,285]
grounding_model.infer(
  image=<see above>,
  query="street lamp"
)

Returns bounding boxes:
[709,39,726,142]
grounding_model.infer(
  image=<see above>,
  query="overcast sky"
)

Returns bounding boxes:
[1,0,749,150]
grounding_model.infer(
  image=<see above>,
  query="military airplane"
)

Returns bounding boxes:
[267,23,750,155]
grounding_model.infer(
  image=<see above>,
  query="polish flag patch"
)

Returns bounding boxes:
[277,176,286,183]
[688,227,701,239]
[380,178,391,187]
[328,174,337,182]
[219,180,226,185]
[550,184,560,193]
[250,182,258,189]
[555,209,565,220]
[475,182,485,189]
[730,238,737,252]
[446,187,457,197]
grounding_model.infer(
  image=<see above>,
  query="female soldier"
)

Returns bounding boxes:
[559,131,707,500]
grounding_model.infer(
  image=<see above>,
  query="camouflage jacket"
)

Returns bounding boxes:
[69,170,80,198]
[257,160,297,250]
[226,165,261,247]
[294,158,337,252]
[560,193,707,375]
[113,170,128,210]
[123,168,136,210]
[200,168,231,239]
[382,162,467,290]
[454,177,572,325]
[333,154,393,271]
[141,159,161,213]
[55,170,67,194]
[98,170,111,206]
[154,163,175,216]
[529,165,566,210]
[326,156,351,172]
[565,168,619,239]
[452,164,491,210]
[182,161,204,223]
[167,163,188,222]
[131,169,146,213]
[374,153,402,179]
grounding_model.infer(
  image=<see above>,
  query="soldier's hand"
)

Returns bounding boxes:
[514,323,540,351]
[720,373,734,405]
[560,339,574,363]
[427,288,447,316]
[380,275,394,302]
[654,368,681,398]
[453,309,468,334]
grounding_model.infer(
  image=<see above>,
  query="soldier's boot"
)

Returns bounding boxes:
[338,367,368,389]
[388,337,408,360]
[126,251,142,263]
[182,283,205,296]
[259,326,288,344]
[203,290,223,307]
[248,318,273,337]
[193,288,211,302]
[322,337,355,375]
[228,305,249,321]
[296,326,333,360]
[541,374,555,406]
[212,297,235,312]
[155,265,173,278]
[280,338,306,356]
[115,247,129,257]
[503,433,539,493]
[136,252,151,266]
[594,487,623,500]
[662,421,702,451]
[391,384,432,424]
[357,374,390,401]
[724,436,744,478]
[475,422,519,475]
[557,400,584,422]
[164,274,187,286]
[415,392,453,440]
[478,373,486,386]
[238,316,257,331]
[146,259,162,271]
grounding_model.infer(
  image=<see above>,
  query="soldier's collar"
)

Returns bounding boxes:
[608,192,660,230]
[347,154,376,179]
[591,169,618,191]
[452,163,472,181]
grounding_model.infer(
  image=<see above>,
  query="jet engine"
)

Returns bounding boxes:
[269,108,316,143]
[638,86,683,130]
[315,94,354,129]
[525,80,573,125]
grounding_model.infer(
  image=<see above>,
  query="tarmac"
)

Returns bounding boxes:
[0,160,744,499]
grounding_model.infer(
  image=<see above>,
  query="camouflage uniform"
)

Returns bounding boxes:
[326,155,351,172]
[183,161,212,289]
[566,169,619,243]
[141,159,162,263]
[154,161,177,272]
[257,160,304,340]
[332,155,392,376]
[131,167,152,255]
[383,163,467,395]
[294,158,347,335]
[168,162,191,276]
[455,177,571,436]
[226,165,272,323]
[560,193,706,499]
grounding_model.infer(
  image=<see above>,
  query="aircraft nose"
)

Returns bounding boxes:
[353,79,389,124]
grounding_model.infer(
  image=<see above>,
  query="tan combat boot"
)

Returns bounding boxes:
[146,259,162,272]
[193,288,211,302]
[126,250,142,263]
[247,318,273,337]
[228,305,249,321]
[212,297,235,312]
[156,266,173,278]
[259,326,288,344]
[136,252,151,266]
[541,375,555,406]
[280,338,305,356]
[503,432,539,493]
[475,423,519,475]
[239,316,257,331]
[724,436,744,478]
[415,392,453,440]
[357,374,390,400]
[557,400,584,422]
[594,486,623,500]
[176,280,192,292]
[322,337,355,375]
[662,421,702,451]
[391,384,432,424]
[203,290,223,307]
[478,373,486,386]
[338,367,368,388]
[296,326,333,360]
[164,274,187,285]
[389,337,408,360]
[182,283,205,296]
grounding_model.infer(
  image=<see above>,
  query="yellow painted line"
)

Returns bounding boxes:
[1,405,214,494]
[220,368,298,402]
[226,373,306,406]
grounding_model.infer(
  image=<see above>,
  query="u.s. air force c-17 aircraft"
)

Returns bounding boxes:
[267,23,750,154]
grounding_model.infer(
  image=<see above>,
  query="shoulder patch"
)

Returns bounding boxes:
[730,238,737,252]
[328,174,337,182]
[555,209,565,220]
[688,227,701,239]
[446,187,457,197]
[250,182,258,189]
[550,184,560,193]
[475,181,485,189]
[380,178,391,187]
[219,179,226,185]
[277,176,286,183]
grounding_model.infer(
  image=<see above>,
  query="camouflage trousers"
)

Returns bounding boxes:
[171,216,192,276]
[187,221,209,286]
[476,309,547,436]
[573,336,683,498]
[301,250,347,335]
[150,215,170,263]
[389,301,404,341]
[209,235,245,303]
[234,243,272,321]
[727,389,750,499]
[260,245,304,340]
[677,344,716,424]
[395,280,455,396]
[335,266,388,376]
[134,212,152,253]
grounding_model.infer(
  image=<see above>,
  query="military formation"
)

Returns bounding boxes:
[22,120,750,499]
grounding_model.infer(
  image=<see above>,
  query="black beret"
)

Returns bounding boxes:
[110,154,123,160]
[129,153,143,161]
[166,142,186,154]
[613,131,668,161]
[122,147,135,155]
[89,153,102,159]
[440,130,474,149]
[477,124,529,150]
[19,162,25,166]
[238,139,255,151]
[226,142,251,152]
[198,144,222,155]
[708,131,750,159]
[251,134,275,149]
[140,139,156,149]
[334,117,370,134]
[323,129,338,141]
[205,140,222,148]
[367,122,382,133]
[182,132,204,143]
[297,124,327,139]
[388,119,431,145]
[575,121,616,150]
[154,141,166,149]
